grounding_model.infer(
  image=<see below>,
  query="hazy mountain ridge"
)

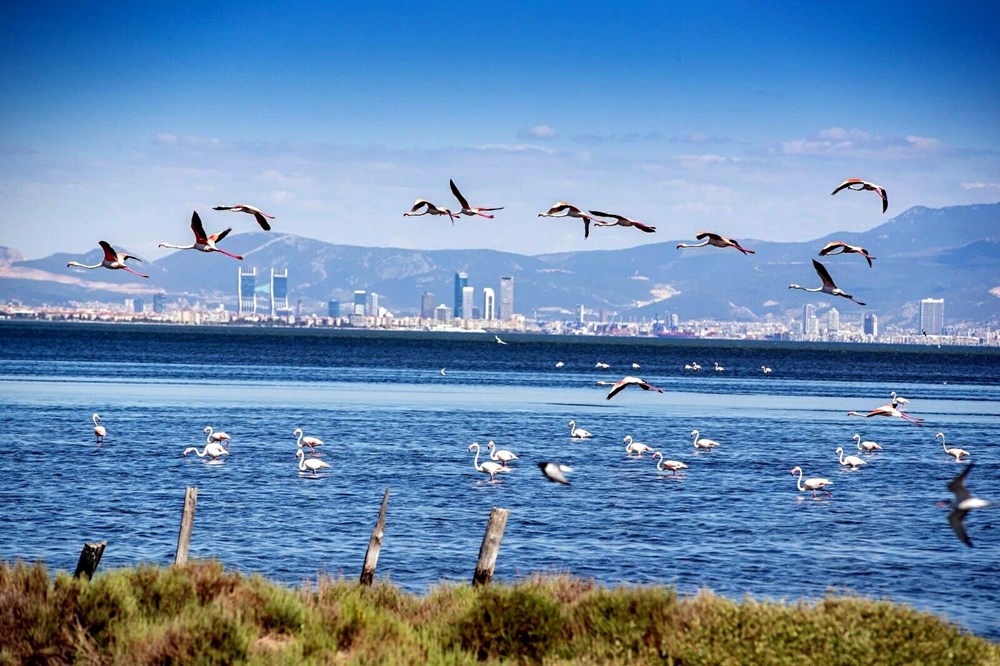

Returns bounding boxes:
[1,203,998,325]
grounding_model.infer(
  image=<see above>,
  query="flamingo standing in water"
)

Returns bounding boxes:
[158,211,243,260]
[853,434,882,453]
[944,464,992,547]
[652,451,688,476]
[537,202,603,239]
[761,366,772,374]
[568,420,593,438]
[588,210,656,233]
[714,362,724,372]
[67,241,149,278]
[835,447,867,470]
[890,392,910,410]
[212,203,274,230]
[296,448,330,476]
[605,376,664,400]
[676,231,754,255]
[487,441,519,467]
[789,259,866,306]
[623,435,655,457]
[790,466,833,497]
[831,178,888,213]
[818,241,876,267]
[403,199,459,224]
[204,426,231,445]
[293,428,324,454]
[691,429,719,450]
[937,432,970,461]
[92,413,106,443]
[449,179,504,218]
[468,442,508,482]
[183,442,229,460]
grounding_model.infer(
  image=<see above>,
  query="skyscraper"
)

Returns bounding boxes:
[366,292,380,316]
[454,271,468,318]
[827,307,840,334]
[238,267,256,316]
[802,304,816,336]
[483,287,495,320]
[327,299,340,318]
[420,292,436,319]
[499,276,514,320]
[864,312,878,337]
[353,290,366,316]
[461,286,474,320]
[920,298,944,335]
[270,268,289,315]
[153,292,165,314]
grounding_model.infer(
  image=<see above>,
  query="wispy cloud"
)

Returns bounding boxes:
[476,143,555,154]
[961,181,1000,190]
[780,127,943,158]
[572,131,663,145]
[518,124,557,139]
[669,132,731,144]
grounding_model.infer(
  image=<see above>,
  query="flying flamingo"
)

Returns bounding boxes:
[158,211,243,261]
[296,448,330,476]
[67,241,149,278]
[403,199,459,224]
[831,178,888,213]
[690,429,719,450]
[204,426,231,445]
[937,432,970,461]
[605,376,664,400]
[623,435,655,457]
[853,434,882,452]
[847,404,924,425]
[568,420,593,438]
[293,428,324,454]
[588,210,656,233]
[183,442,229,460]
[468,442,509,482]
[487,441,519,467]
[676,231,754,255]
[92,413,106,444]
[538,461,572,485]
[835,446,867,470]
[449,179,504,218]
[944,464,992,547]
[790,466,833,497]
[652,451,688,476]
[537,202,603,239]
[789,259,866,306]
[818,241,876,267]
[212,203,274,230]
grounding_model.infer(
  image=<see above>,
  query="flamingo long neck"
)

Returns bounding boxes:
[295,430,303,447]
[790,284,823,292]
[192,446,208,457]
[68,261,102,269]
[794,468,805,491]
[159,242,195,250]
[93,415,100,426]
[488,443,498,461]
[470,444,483,471]
[837,449,847,465]
[653,452,663,472]
[205,427,214,444]
[691,431,699,444]
[679,239,710,249]
[939,436,948,453]
[296,450,307,471]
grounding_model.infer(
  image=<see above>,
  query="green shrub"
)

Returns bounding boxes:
[453,586,565,663]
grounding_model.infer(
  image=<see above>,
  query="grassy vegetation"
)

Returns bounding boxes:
[2,559,997,665]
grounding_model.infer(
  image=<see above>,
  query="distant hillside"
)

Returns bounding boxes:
[1,203,998,325]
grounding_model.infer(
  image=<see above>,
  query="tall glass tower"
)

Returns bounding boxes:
[499,276,514,320]
[270,268,289,315]
[238,267,256,316]
[454,271,469,318]
[919,298,944,335]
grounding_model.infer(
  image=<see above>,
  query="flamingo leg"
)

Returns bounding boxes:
[122,266,150,278]
[216,248,244,261]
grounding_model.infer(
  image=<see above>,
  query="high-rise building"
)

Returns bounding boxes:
[327,300,340,318]
[461,286,474,320]
[454,271,469,318]
[238,267,257,316]
[864,312,878,337]
[153,293,165,314]
[802,304,816,336]
[577,304,585,324]
[434,304,450,322]
[483,287,495,321]
[420,292,436,319]
[353,290,366,316]
[670,313,679,330]
[366,292,380,316]
[270,268,289,315]
[499,276,514,320]
[827,307,840,334]
[920,298,944,335]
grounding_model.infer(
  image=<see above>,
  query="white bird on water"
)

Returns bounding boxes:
[835,446,867,470]
[554,361,565,368]
[568,420,593,439]
[652,451,687,476]
[294,427,324,453]
[890,391,910,410]
[468,442,509,482]
[204,426,231,444]
[183,442,229,460]
[853,434,882,452]
[296,448,330,476]
[714,362,724,372]
[690,430,719,450]
[937,432,970,461]
[92,413,106,443]
[790,466,833,498]
[487,441,519,466]
[623,435,654,457]
[761,366,772,374]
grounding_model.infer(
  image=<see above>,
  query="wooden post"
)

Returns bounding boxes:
[359,487,390,585]
[473,507,510,587]
[174,486,198,566]
[73,541,107,579]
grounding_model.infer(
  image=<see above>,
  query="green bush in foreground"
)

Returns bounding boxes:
[1,560,996,665]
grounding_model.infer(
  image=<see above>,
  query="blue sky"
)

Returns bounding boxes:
[1,1,998,260]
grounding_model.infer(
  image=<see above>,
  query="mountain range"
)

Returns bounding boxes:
[2,203,998,326]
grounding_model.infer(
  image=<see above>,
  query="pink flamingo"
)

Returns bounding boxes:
[212,204,274,230]
[67,241,149,278]
[676,231,754,255]
[450,180,504,218]
[158,211,243,260]
[831,178,888,213]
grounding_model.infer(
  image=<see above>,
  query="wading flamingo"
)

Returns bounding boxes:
[831,178,888,213]
[605,376,664,400]
[92,413,106,443]
[944,464,992,547]
[538,202,603,239]
[183,442,229,460]
[468,442,508,482]
[158,211,243,260]
[761,366,772,374]
[790,466,833,497]
[714,362,724,372]
[676,231,754,255]
[403,199,459,224]
[538,461,572,484]
[818,241,876,267]
[204,426,231,444]
[652,451,687,476]
[293,428,324,453]
[623,435,655,457]
[937,432,970,461]
[296,448,330,476]
[568,420,593,438]
[212,203,274,230]
[835,446,867,469]
[449,179,503,218]
[487,441,519,467]
[588,210,656,233]
[691,430,719,450]
[853,434,882,452]
[789,259,866,306]
[67,241,149,278]
[890,392,910,410]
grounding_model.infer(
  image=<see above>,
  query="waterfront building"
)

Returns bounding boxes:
[454,271,468,318]
[366,292,380,317]
[864,312,879,337]
[420,292,435,319]
[920,298,944,335]
[483,287,495,321]
[434,304,450,322]
[238,267,256,316]
[499,276,514,320]
[153,293,165,314]
[461,286,474,320]
[802,304,816,336]
[327,300,340,318]
[270,268,289,316]
[827,307,840,334]
[353,290,366,316]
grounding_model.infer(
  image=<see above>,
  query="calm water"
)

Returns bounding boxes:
[1,321,998,638]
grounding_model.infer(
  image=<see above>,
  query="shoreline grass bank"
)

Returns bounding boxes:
[2,559,996,664]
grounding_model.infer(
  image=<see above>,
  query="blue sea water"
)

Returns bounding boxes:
[1,321,998,638]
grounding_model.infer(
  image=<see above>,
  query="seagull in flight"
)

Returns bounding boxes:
[818,241,876,267]
[944,464,992,547]
[588,210,656,233]
[831,178,888,213]
[450,180,504,218]
[212,203,274,230]
[605,376,664,400]
[538,461,572,485]
[789,259,866,306]
[495,335,508,345]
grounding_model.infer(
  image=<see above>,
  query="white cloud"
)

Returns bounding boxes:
[961,181,1000,190]
[476,143,554,154]
[520,124,557,139]
[780,127,944,158]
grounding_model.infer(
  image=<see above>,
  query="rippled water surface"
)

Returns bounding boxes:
[1,322,998,638]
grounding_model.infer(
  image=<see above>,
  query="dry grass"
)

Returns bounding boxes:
[1,559,997,665]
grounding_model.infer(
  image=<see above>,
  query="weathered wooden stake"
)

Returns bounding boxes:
[360,487,391,585]
[73,541,107,579]
[473,507,510,587]
[174,486,198,566]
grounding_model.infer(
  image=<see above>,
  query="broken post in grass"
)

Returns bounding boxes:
[473,507,509,587]
[73,541,107,579]
[360,487,391,585]
[174,486,198,566]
